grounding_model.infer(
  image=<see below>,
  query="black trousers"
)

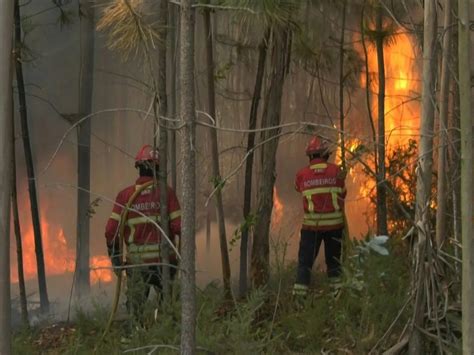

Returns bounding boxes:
[126,265,177,319]
[295,228,343,286]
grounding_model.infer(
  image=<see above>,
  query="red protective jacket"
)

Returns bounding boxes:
[295,158,346,231]
[105,176,181,264]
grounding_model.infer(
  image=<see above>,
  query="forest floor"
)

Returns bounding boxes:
[12,239,412,354]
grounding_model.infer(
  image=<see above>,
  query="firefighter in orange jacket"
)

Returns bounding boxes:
[105,144,181,316]
[293,137,346,297]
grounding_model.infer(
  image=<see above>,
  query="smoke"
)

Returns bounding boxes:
[10,2,422,321]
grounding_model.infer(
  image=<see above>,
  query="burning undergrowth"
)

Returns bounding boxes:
[10,190,113,287]
[339,29,422,235]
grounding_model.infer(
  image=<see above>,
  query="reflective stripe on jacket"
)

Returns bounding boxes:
[295,158,346,231]
[105,176,181,264]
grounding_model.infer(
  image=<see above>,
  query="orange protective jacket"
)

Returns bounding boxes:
[105,176,181,264]
[295,158,346,231]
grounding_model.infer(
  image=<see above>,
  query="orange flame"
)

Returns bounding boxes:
[362,32,420,146]
[90,255,114,284]
[273,187,284,224]
[332,29,422,236]
[11,208,113,285]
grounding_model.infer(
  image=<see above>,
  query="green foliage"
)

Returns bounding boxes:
[229,213,257,250]
[211,175,225,190]
[359,140,421,237]
[86,197,102,218]
[13,245,411,354]
[219,0,300,30]
[197,286,272,353]
[275,237,410,353]
[385,139,418,234]
[96,0,161,60]
[338,235,392,295]
[12,328,38,354]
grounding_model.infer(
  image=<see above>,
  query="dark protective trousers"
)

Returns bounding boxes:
[126,264,177,319]
[296,228,343,286]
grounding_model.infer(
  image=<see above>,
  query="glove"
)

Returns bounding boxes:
[107,245,123,276]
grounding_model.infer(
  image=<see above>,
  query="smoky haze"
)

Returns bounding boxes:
[10,1,422,320]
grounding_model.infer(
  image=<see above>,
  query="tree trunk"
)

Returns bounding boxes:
[179,0,196,353]
[168,1,178,191]
[14,0,50,313]
[158,0,170,298]
[435,0,452,248]
[458,0,473,352]
[0,2,13,350]
[449,69,461,274]
[75,0,95,299]
[206,202,211,251]
[409,2,437,353]
[361,2,377,152]
[375,5,387,236]
[11,115,29,327]
[203,2,232,298]
[239,29,270,297]
[339,0,347,170]
[251,28,290,288]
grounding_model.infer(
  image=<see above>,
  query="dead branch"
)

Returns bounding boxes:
[370,295,413,353]
[381,336,409,355]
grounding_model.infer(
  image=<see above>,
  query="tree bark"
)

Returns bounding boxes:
[458,0,473,352]
[0,2,13,350]
[239,29,270,297]
[251,27,290,288]
[361,2,377,152]
[75,0,95,298]
[375,5,387,236]
[449,68,461,273]
[158,0,170,299]
[203,2,232,298]
[435,0,452,248]
[206,202,211,251]
[409,1,437,353]
[11,115,28,327]
[338,0,347,171]
[179,0,196,353]
[168,1,178,191]
[14,0,50,313]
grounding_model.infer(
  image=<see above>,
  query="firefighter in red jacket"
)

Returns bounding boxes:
[105,144,181,317]
[293,137,346,297]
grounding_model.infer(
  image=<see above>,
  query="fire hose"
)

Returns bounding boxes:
[100,180,154,342]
